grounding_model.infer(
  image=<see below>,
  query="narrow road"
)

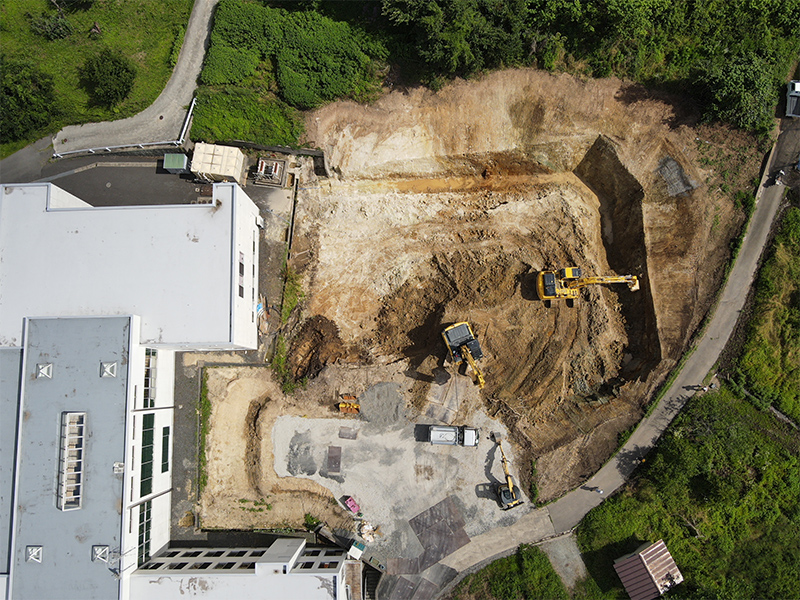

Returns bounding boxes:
[52,0,219,156]
[436,117,798,591]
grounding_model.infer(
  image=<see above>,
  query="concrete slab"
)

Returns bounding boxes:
[273,397,532,567]
[327,446,342,474]
[540,534,588,589]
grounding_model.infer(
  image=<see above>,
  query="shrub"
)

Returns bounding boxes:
[304,513,321,530]
[205,0,387,110]
[169,25,185,67]
[29,12,73,40]
[200,44,259,85]
[700,52,778,136]
[0,56,58,143]
[190,87,304,147]
[79,48,136,107]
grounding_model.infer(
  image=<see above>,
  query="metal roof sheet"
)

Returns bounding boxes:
[614,540,683,600]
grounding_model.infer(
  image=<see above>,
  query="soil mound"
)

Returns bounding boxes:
[288,315,360,381]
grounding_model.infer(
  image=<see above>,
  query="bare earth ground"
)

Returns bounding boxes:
[199,68,763,535]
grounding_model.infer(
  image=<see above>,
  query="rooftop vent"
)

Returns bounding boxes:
[92,546,110,563]
[100,361,117,378]
[57,412,85,511]
[26,546,43,563]
[36,363,52,379]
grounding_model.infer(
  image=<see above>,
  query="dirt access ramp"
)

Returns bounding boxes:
[291,68,750,500]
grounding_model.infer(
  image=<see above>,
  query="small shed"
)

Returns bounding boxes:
[163,153,189,174]
[191,143,246,184]
[614,540,683,600]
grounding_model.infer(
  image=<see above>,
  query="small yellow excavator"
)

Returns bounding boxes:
[493,433,523,510]
[441,322,485,389]
[537,267,639,305]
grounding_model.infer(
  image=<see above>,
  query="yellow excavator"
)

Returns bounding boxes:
[493,433,523,510]
[441,322,485,389]
[537,267,639,305]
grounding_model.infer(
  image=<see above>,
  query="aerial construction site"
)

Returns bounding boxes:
[196,68,759,587]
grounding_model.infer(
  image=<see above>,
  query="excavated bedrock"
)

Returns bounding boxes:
[290,68,730,499]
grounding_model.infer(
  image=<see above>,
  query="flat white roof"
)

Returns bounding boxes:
[0,183,258,348]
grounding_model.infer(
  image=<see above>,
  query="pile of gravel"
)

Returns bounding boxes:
[358,382,407,429]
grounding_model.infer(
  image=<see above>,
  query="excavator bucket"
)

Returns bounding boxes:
[628,278,640,292]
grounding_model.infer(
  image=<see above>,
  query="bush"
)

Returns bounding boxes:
[200,44,259,85]
[204,0,387,110]
[453,545,568,600]
[79,48,136,107]
[0,55,58,143]
[169,25,185,67]
[190,87,304,147]
[577,388,800,598]
[29,12,73,40]
[737,207,800,421]
[700,52,778,136]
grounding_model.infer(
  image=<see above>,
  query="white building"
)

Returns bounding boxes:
[0,182,260,350]
[0,183,355,600]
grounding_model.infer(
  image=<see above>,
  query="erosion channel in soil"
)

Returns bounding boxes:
[285,69,745,500]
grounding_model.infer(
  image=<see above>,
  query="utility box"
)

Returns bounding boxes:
[191,143,247,184]
[429,425,479,446]
[163,153,189,174]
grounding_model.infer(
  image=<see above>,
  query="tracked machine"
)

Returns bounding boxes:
[493,433,523,510]
[441,322,485,389]
[537,267,639,306]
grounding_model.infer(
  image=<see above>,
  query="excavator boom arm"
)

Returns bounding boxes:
[498,444,516,497]
[566,275,639,291]
[462,346,486,389]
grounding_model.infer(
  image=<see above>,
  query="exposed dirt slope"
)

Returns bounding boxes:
[290,68,753,499]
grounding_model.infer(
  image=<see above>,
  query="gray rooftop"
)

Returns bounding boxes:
[9,317,131,599]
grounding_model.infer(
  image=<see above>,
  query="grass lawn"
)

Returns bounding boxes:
[0,0,192,157]
[577,386,800,599]
[737,202,800,421]
[449,545,569,600]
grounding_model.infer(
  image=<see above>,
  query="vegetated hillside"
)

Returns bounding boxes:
[577,387,800,599]
[190,0,387,146]
[735,197,800,422]
[0,0,192,155]
[316,0,799,135]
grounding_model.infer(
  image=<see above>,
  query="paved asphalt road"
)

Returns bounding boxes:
[52,0,218,156]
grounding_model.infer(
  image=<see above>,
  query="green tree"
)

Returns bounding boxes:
[0,56,58,143]
[701,52,778,135]
[382,0,530,76]
[79,48,136,107]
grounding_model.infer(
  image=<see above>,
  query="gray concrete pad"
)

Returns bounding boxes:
[540,534,588,590]
[272,387,533,568]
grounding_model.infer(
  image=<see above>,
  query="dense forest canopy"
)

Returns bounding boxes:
[376,0,800,132]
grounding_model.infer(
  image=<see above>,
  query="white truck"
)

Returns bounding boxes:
[787,81,800,118]
[429,425,479,446]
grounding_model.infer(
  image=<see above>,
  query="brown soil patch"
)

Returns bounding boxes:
[286,68,762,501]
[201,68,764,527]
[287,315,363,381]
[199,366,353,531]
